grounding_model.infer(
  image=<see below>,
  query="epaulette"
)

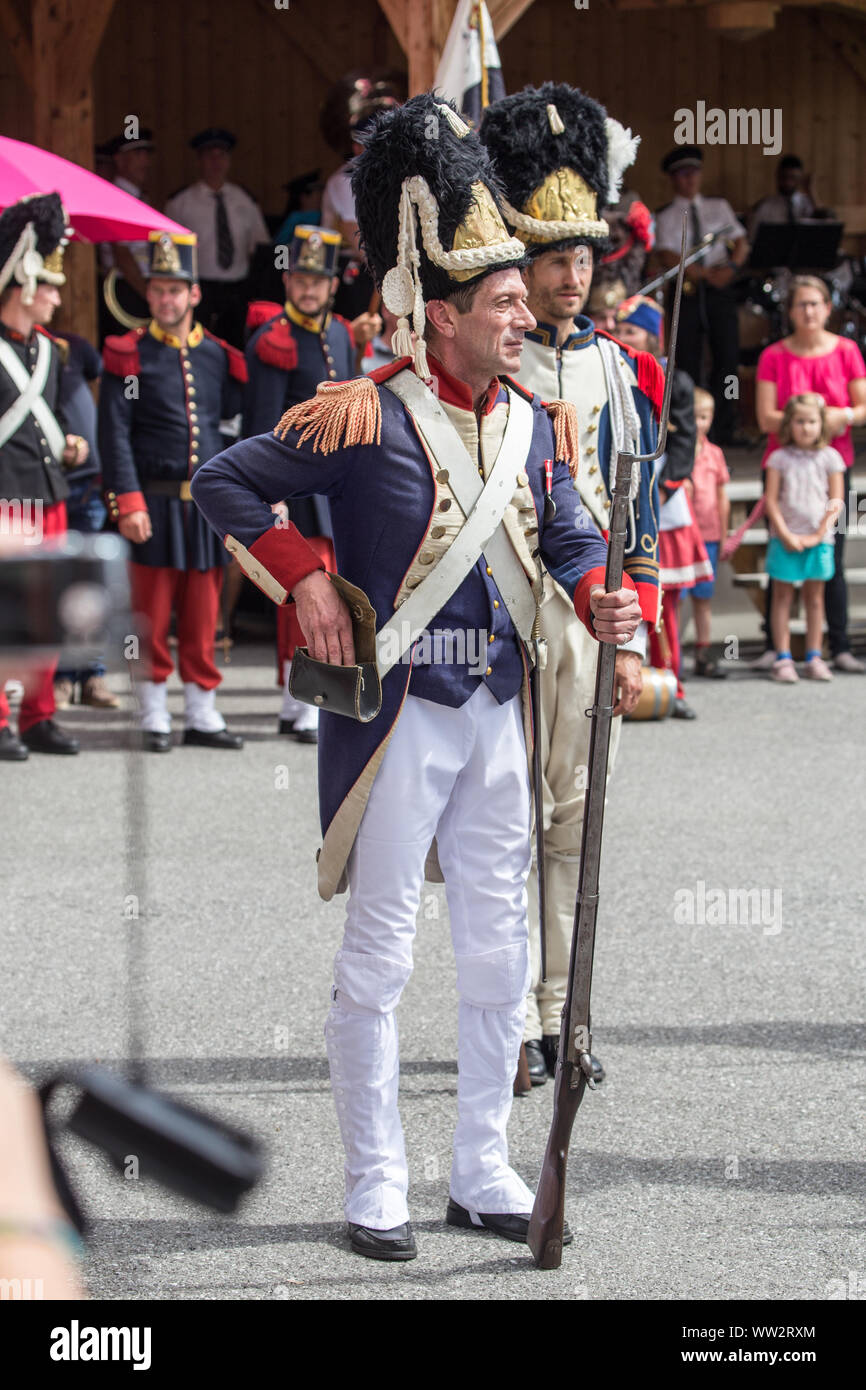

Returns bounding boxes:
[254,317,298,372]
[246,300,282,332]
[541,398,580,477]
[332,311,356,346]
[102,327,146,377]
[202,327,248,383]
[274,376,382,453]
[596,329,665,419]
[35,325,69,365]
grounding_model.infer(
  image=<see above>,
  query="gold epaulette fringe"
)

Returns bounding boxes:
[274,377,382,453]
[543,398,580,478]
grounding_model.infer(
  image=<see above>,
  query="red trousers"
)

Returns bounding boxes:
[275,536,335,685]
[0,500,67,733]
[130,563,223,688]
[649,587,684,700]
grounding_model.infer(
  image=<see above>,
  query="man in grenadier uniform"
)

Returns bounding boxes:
[99,231,246,751]
[481,85,662,1086]
[243,225,377,742]
[0,193,88,760]
[192,95,640,1261]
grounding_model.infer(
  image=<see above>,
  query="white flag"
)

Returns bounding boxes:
[434,0,505,127]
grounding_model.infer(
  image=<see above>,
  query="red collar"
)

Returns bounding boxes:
[0,321,28,344]
[425,354,501,416]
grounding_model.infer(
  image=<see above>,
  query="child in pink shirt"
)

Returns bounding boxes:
[688,388,730,677]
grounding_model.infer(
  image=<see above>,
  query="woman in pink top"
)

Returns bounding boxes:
[756,275,866,671]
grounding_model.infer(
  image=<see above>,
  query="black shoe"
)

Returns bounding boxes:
[347,1222,417,1261]
[20,719,79,755]
[543,1034,604,1084]
[278,718,295,736]
[0,725,29,761]
[142,730,172,753]
[524,1040,548,1086]
[672,697,697,720]
[291,727,318,745]
[446,1199,573,1246]
[182,728,244,749]
[693,651,728,679]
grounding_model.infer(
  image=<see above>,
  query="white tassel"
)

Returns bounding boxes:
[547,103,565,135]
[605,118,640,205]
[438,103,470,138]
[391,318,414,360]
[413,334,430,380]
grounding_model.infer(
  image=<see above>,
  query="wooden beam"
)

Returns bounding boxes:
[31,0,113,345]
[377,0,408,52]
[62,0,116,82]
[487,0,537,41]
[406,0,446,94]
[705,3,779,38]
[0,0,33,88]
[812,10,866,94]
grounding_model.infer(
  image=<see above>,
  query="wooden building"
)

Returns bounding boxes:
[2,0,866,337]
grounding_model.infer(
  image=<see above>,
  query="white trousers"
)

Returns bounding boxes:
[325,683,534,1229]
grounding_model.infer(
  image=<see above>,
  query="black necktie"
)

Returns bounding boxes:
[690,199,701,251]
[214,192,234,270]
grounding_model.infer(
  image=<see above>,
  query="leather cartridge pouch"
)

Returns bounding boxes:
[289,574,382,722]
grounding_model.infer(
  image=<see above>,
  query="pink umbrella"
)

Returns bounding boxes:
[0,135,193,243]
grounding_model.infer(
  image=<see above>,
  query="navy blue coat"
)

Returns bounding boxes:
[99,322,246,570]
[192,365,612,876]
[243,305,356,539]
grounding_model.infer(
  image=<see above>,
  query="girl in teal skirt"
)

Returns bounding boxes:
[765,394,846,683]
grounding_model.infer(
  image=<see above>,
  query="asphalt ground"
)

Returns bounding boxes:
[2,641,865,1303]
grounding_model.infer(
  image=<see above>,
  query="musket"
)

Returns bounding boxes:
[637,225,734,299]
[527,213,688,1271]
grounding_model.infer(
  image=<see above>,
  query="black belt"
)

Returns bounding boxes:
[144,480,194,501]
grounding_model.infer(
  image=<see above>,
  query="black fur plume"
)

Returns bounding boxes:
[0,192,67,274]
[480,83,610,255]
[352,93,519,301]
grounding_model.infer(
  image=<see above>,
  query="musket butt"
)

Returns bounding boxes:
[528,1233,563,1270]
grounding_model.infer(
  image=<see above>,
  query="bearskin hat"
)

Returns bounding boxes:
[479,83,639,256]
[0,192,69,302]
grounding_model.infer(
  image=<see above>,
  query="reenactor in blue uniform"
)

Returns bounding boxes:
[243,226,358,741]
[99,231,247,751]
[193,96,640,1262]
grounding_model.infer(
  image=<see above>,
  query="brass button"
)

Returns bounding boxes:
[328,370,337,379]
[431,526,447,539]
[587,424,596,433]
[488,635,494,643]
[591,404,601,414]
[188,387,196,397]
[406,576,421,588]
[439,499,452,512]
[314,695,324,705]
[589,464,598,475]
[493,600,499,608]
[190,453,199,464]
[192,426,200,436]
[604,499,611,509]
[586,446,595,456]
[517,471,528,487]
[419,551,435,564]
[595,484,604,494]
[485,666,492,676]
[486,566,492,576]
[437,469,449,483]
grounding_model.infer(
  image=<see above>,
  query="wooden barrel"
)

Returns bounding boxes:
[625,666,678,721]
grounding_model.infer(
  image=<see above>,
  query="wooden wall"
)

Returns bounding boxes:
[0,0,864,228]
[499,1,866,226]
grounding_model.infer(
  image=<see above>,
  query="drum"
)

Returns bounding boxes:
[625,666,678,721]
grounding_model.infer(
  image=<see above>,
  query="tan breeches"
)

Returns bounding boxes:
[525,576,622,1040]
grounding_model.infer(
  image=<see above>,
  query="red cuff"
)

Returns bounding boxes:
[573,567,637,637]
[630,577,659,626]
[246,521,326,603]
[116,491,147,517]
